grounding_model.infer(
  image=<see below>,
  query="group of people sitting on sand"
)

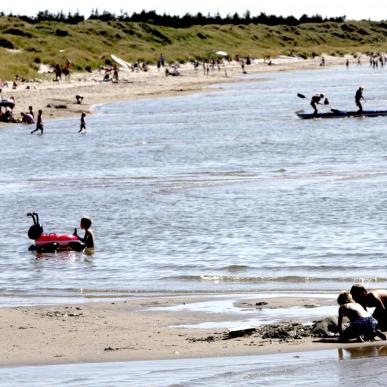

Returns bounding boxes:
[337,285,387,342]
[21,106,35,124]
[0,97,36,125]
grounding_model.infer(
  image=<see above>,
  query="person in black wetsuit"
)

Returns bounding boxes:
[311,94,325,115]
[355,86,365,112]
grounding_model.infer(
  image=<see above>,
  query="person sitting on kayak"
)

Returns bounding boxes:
[355,86,365,112]
[73,216,94,249]
[311,94,325,115]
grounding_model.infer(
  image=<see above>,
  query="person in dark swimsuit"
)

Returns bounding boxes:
[79,112,86,133]
[30,109,43,134]
[355,86,365,112]
[73,217,94,249]
[311,94,325,115]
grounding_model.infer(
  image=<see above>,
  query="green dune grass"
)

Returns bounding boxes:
[1,17,387,79]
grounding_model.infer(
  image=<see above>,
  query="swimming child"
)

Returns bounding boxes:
[79,112,86,133]
[73,216,94,249]
[337,291,386,342]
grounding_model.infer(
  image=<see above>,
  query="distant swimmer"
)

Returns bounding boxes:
[79,112,86,133]
[30,109,43,134]
[310,93,325,115]
[355,86,365,112]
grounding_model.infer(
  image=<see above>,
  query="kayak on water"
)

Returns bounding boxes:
[296,109,387,119]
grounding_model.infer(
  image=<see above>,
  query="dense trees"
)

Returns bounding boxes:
[1,10,346,27]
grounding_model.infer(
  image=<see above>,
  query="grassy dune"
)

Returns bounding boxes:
[1,17,387,79]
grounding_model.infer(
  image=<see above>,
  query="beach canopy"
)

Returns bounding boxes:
[215,51,228,57]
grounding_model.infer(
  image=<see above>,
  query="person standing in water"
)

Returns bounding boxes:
[355,86,365,112]
[73,216,94,249]
[30,109,43,134]
[79,112,86,133]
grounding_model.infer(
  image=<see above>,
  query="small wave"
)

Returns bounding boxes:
[157,264,203,270]
[222,264,252,272]
[163,275,387,283]
[246,264,387,272]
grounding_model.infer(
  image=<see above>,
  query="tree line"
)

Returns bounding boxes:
[0,9,346,27]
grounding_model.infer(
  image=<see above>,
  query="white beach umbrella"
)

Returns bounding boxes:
[215,51,228,57]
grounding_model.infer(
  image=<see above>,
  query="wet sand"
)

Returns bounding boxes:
[1,294,385,366]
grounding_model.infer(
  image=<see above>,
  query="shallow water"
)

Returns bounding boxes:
[2,65,387,302]
[153,293,337,329]
[3,347,387,386]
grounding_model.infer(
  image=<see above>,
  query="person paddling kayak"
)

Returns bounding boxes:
[311,94,325,115]
[355,86,365,112]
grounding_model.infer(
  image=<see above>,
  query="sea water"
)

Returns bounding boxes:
[2,347,387,386]
[1,65,387,302]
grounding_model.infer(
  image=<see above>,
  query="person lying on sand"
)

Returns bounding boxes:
[337,291,386,342]
[351,284,387,330]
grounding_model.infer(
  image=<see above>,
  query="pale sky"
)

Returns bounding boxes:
[2,0,386,21]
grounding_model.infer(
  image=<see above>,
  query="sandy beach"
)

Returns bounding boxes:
[0,55,347,126]
[1,294,385,366]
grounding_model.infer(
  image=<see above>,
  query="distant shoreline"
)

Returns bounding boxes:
[0,55,347,129]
